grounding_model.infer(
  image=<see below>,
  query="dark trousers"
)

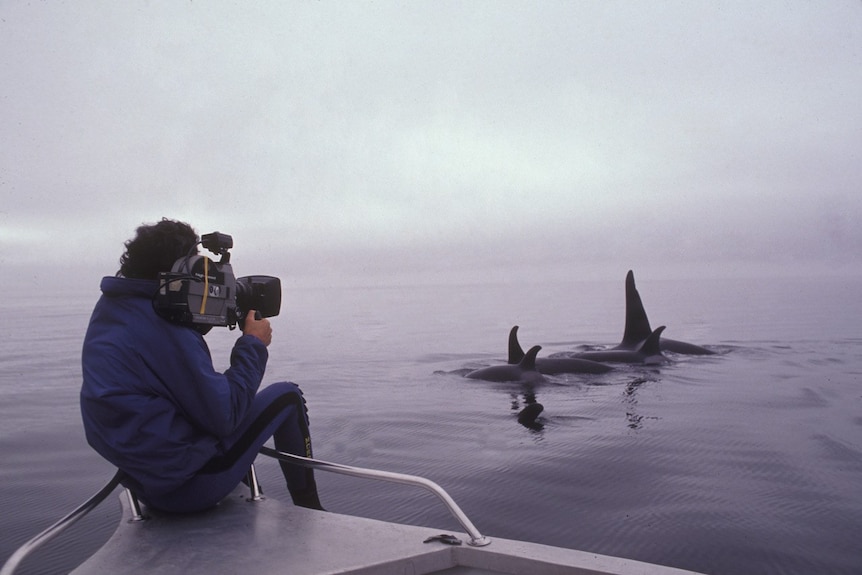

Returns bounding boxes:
[142,381,320,513]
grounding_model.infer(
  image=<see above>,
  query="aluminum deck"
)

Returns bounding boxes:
[71,487,703,575]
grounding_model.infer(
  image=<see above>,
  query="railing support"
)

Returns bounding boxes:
[259,446,491,547]
[124,488,146,522]
[246,463,265,501]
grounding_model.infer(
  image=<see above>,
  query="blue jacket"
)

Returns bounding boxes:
[80,276,268,497]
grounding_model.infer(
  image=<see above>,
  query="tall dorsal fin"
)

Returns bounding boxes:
[519,345,542,371]
[640,326,666,356]
[508,325,525,364]
[620,269,652,348]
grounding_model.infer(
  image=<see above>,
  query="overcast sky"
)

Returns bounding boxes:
[2,1,860,286]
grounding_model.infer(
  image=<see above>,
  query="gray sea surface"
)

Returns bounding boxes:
[2,270,861,574]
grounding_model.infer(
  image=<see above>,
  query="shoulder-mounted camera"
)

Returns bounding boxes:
[154,232,281,330]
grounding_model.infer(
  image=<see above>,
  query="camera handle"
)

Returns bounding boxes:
[238,310,264,331]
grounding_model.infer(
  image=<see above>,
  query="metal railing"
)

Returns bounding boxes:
[259,446,491,547]
[2,452,490,574]
[0,469,125,575]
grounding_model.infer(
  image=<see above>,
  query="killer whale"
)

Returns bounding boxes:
[507,326,614,374]
[570,325,667,365]
[615,270,715,355]
[466,345,547,384]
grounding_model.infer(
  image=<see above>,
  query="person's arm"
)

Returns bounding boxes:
[159,320,268,438]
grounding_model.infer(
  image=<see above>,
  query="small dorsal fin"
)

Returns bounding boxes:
[519,345,542,370]
[640,326,666,356]
[517,403,544,425]
[508,325,525,364]
[620,269,652,348]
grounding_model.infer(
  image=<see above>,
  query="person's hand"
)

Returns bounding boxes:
[242,311,272,346]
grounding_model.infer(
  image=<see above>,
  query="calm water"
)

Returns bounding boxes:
[1,270,861,574]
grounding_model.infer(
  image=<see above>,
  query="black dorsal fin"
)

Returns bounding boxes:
[520,345,542,370]
[620,269,652,348]
[508,325,525,364]
[640,326,666,356]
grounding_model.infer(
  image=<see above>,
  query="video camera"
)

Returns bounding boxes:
[154,232,281,330]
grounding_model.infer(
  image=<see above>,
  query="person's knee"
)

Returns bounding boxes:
[258,381,309,430]
[256,381,304,405]
[267,380,302,395]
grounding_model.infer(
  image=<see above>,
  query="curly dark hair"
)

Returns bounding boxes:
[118,218,199,279]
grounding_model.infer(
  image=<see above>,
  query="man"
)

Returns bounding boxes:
[80,218,323,512]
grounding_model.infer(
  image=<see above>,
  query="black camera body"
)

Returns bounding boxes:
[154,232,281,329]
